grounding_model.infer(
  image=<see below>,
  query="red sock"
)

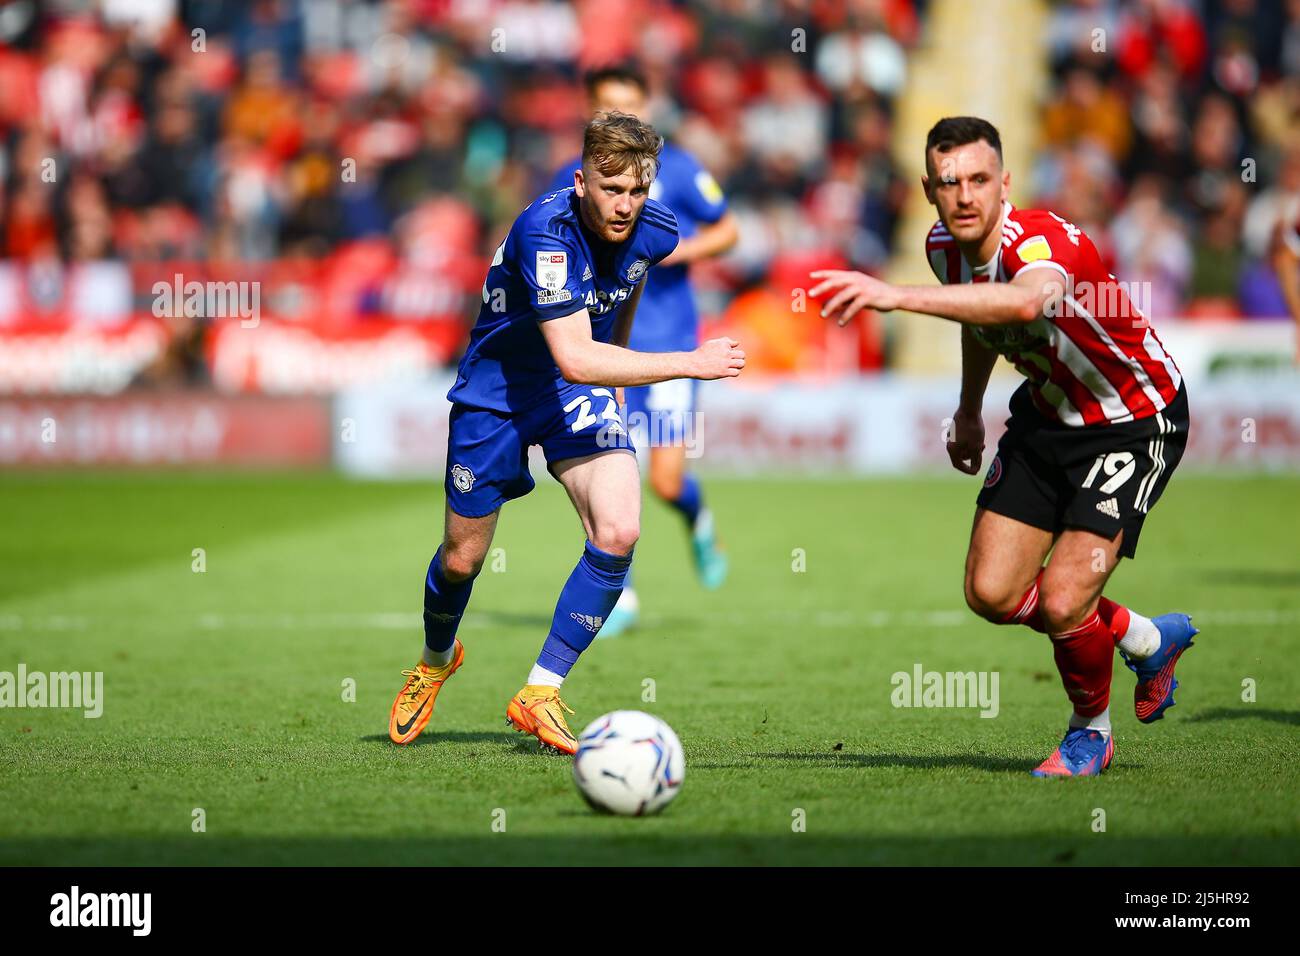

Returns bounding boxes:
[1095,596,1131,645]
[1050,611,1114,717]
[1000,571,1047,633]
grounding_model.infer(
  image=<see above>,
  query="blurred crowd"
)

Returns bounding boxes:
[0,0,1296,386]
[0,0,920,379]
[1038,0,1300,321]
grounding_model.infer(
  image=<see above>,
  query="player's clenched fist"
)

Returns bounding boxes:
[946,408,985,475]
[691,337,745,379]
[809,270,902,325]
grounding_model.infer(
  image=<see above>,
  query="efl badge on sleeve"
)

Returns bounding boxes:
[536,251,568,290]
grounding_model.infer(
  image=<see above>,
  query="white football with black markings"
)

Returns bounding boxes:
[573,710,685,816]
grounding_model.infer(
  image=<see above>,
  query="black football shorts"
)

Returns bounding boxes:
[976,383,1190,559]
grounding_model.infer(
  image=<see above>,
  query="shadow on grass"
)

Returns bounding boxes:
[1187,707,1300,726]
[357,731,522,748]
[358,732,573,758]
[693,752,1044,774]
[0,834,1289,867]
[472,611,552,629]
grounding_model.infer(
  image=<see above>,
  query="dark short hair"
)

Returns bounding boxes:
[925,116,1004,171]
[584,65,648,98]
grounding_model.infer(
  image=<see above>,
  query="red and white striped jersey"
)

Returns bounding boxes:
[926,202,1183,427]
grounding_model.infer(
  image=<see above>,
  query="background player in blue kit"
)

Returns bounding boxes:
[388,112,746,753]
[549,67,739,637]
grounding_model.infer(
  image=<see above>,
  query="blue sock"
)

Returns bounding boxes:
[667,473,703,527]
[536,542,633,677]
[423,548,475,653]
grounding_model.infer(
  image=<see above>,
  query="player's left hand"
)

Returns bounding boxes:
[809,270,902,325]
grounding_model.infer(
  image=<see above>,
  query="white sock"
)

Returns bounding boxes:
[1070,706,1111,738]
[527,664,564,688]
[422,643,455,667]
[1116,610,1161,659]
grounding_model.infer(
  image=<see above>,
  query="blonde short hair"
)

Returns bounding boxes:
[582,111,663,185]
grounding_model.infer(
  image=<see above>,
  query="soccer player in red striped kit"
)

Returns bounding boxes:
[811,117,1197,777]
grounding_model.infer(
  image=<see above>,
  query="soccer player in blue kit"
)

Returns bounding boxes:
[549,67,739,636]
[389,112,746,753]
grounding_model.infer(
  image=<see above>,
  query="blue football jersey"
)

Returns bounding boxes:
[447,188,679,414]
[549,142,727,353]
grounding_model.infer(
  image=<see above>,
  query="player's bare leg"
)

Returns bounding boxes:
[963,508,1053,625]
[602,441,724,639]
[554,449,642,555]
[1037,527,1123,633]
[650,443,727,590]
[389,506,497,744]
[647,443,687,503]
[506,450,640,754]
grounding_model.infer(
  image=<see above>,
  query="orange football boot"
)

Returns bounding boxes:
[388,640,464,744]
[505,684,578,754]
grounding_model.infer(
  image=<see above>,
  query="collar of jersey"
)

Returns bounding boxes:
[971,200,1014,277]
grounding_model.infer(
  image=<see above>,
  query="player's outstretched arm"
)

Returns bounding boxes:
[810,268,1062,327]
[540,308,744,386]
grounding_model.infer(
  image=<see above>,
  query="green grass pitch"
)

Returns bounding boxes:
[1,471,1297,866]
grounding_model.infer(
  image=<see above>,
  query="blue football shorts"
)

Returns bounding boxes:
[444,382,635,518]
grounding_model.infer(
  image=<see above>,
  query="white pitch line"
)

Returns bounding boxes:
[0,608,1297,632]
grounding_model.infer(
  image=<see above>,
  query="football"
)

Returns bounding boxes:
[573,711,685,816]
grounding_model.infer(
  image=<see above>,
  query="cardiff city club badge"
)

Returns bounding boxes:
[626,259,648,282]
[451,463,476,493]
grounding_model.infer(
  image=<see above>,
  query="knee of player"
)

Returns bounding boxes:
[964,573,1019,622]
[1037,587,1091,634]
[649,469,683,502]
[591,521,640,556]
[439,547,485,582]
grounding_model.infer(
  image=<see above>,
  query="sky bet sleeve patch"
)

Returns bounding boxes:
[536,251,568,290]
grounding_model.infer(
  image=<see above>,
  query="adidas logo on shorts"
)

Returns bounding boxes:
[1095,497,1121,519]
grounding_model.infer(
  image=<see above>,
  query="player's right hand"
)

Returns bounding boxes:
[947,408,985,475]
[692,337,745,379]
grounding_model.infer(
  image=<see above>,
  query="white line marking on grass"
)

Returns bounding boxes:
[0,614,89,631]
